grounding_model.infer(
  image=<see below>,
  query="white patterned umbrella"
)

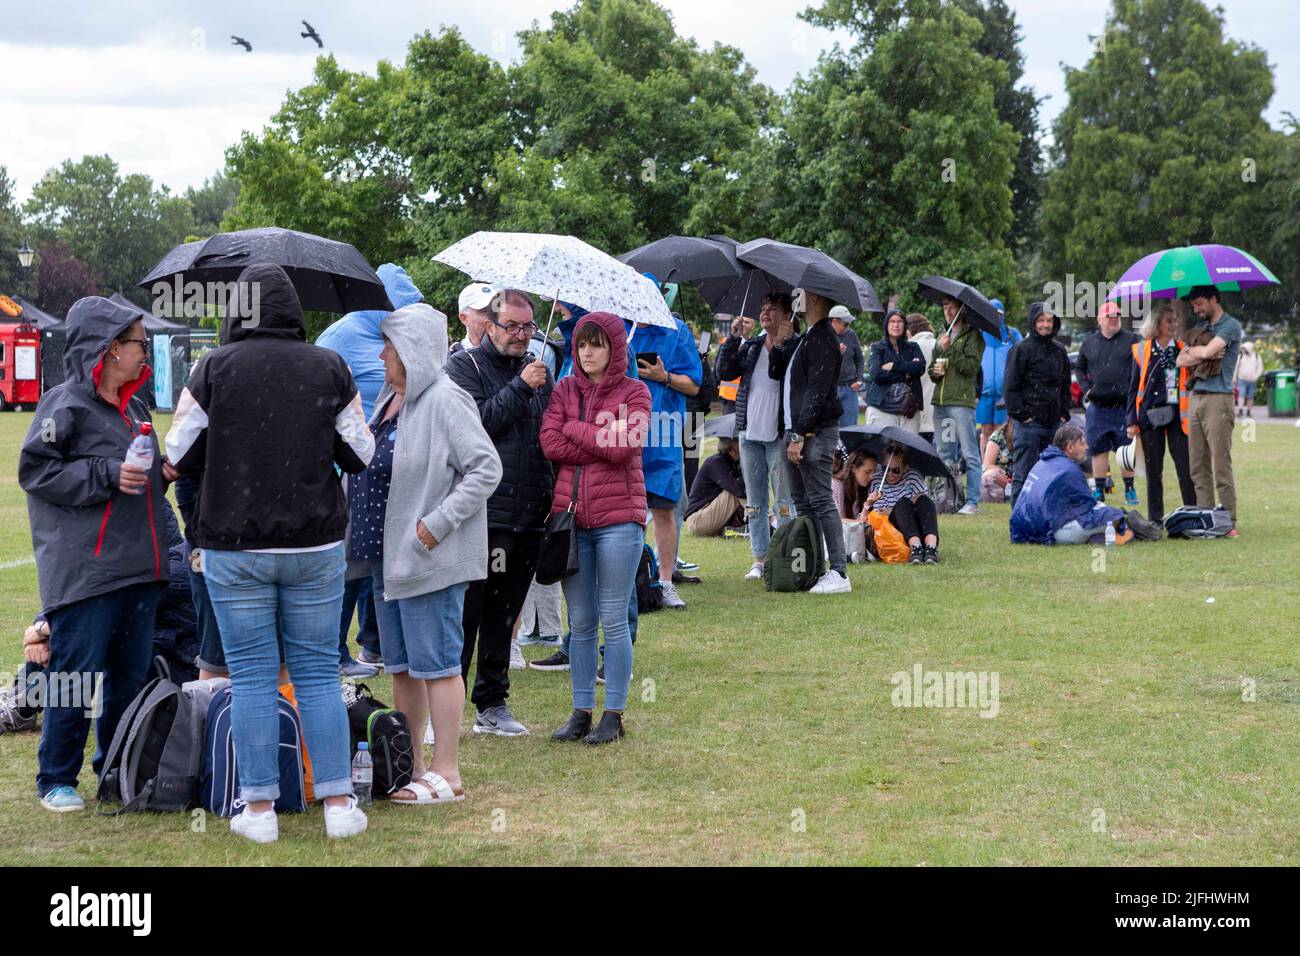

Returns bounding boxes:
[434,231,676,329]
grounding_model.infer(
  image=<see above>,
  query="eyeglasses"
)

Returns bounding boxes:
[117,338,149,350]
[886,467,903,476]
[489,317,538,338]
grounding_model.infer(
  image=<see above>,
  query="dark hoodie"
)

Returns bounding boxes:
[20,296,169,614]
[167,264,374,550]
[1003,303,1073,428]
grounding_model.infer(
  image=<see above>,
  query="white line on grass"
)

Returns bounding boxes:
[0,556,36,570]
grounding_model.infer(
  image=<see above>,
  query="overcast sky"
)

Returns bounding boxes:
[1,0,1295,204]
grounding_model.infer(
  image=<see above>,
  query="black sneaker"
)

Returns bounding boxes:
[923,545,939,564]
[529,650,570,672]
[908,544,924,564]
[583,710,625,745]
[596,662,604,685]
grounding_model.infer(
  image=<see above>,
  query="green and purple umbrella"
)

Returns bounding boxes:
[1109,244,1279,300]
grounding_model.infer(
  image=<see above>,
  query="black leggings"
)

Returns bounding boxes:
[890,495,939,544]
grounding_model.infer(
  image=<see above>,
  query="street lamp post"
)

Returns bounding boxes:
[17,242,35,301]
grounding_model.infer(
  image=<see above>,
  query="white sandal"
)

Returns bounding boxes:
[391,771,465,805]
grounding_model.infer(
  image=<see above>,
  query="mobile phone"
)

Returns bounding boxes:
[698,331,711,353]
[637,352,660,367]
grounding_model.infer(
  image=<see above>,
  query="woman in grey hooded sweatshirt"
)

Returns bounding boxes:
[349,302,502,803]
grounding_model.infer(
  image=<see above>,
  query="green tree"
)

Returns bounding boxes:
[690,0,1022,322]
[1039,0,1275,323]
[185,170,240,237]
[23,155,195,295]
[0,166,29,297]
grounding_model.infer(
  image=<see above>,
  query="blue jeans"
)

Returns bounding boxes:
[192,564,226,673]
[935,405,981,506]
[1011,421,1055,504]
[562,580,638,656]
[561,523,642,711]
[339,576,381,664]
[784,429,846,574]
[739,432,795,560]
[370,562,466,679]
[838,386,859,426]
[204,546,352,803]
[37,582,160,797]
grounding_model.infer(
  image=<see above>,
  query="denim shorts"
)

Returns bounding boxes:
[1085,403,1130,456]
[976,395,1008,426]
[371,562,467,680]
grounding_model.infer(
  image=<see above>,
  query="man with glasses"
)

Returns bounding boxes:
[446,289,553,736]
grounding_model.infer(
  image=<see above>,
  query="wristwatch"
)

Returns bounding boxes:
[786,431,804,444]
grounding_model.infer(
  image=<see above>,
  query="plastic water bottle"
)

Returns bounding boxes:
[122,422,154,494]
[351,743,373,807]
[1104,521,1116,547]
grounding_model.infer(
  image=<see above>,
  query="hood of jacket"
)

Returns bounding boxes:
[63,295,152,400]
[571,312,630,400]
[380,302,447,405]
[1027,302,1062,342]
[226,264,307,343]
[326,262,425,340]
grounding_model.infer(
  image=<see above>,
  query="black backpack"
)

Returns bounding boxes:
[343,682,414,799]
[635,543,664,613]
[1163,506,1234,538]
[97,657,221,813]
[763,516,826,592]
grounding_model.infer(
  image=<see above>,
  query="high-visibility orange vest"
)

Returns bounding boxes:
[1132,339,1189,435]
[719,377,740,402]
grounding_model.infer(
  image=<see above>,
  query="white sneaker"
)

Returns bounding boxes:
[424,718,435,745]
[659,581,686,609]
[957,502,980,515]
[744,562,763,581]
[810,570,852,594]
[324,796,368,839]
[230,805,279,844]
[509,640,526,670]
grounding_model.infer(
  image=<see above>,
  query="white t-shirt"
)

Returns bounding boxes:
[782,337,805,435]
[746,343,782,443]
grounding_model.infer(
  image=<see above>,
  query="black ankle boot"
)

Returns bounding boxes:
[552,709,592,741]
[582,710,625,745]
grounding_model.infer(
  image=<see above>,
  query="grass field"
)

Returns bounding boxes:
[1,410,1297,865]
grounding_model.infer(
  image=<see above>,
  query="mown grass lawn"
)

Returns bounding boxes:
[0,410,1297,865]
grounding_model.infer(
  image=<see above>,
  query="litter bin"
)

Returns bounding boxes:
[1268,369,1297,417]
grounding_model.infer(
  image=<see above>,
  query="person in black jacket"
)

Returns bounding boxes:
[167,263,374,842]
[1076,302,1140,504]
[1003,302,1073,503]
[685,438,747,536]
[771,290,851,594]
[865,309,926,432]
[715,292,797,579]
[445,288,553,738]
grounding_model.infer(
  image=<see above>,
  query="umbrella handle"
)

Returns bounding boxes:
[542,288,560,342]
[877,451,893,495]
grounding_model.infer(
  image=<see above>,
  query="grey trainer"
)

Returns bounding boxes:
[474,704,529,737]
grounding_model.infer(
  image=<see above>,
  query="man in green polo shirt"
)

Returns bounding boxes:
[1177,286,1242,535]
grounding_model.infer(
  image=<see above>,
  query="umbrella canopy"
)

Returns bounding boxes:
[914,275,1002,336]
[1108,244,1280,300]
[736,238,882,313]
[700,235,788,315]
[435,232,675,329]
[697,413,737,440]
[618,235,739,286]
[139,227,393,314]
[839,424,947,478]
[109,293,188,332]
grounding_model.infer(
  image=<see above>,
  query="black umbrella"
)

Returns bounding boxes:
[618,235,782,316]
[839,424,947,478]
[736,238,882,312]
[139,227,392,314]
[698,235,788,315]
[915,275,1001,336]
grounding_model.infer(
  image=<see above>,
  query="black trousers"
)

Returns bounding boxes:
[890,495,939,544]
[1140,421,1196,522]
[461,528,542,711]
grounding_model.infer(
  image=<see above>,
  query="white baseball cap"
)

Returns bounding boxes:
[458,281,500,313]
[828,305,854,322]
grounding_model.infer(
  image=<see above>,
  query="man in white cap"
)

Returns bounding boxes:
[828,305,864,427]
[452,281,499,354]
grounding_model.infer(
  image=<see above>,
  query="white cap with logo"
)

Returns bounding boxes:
[828,305,854,322]
[458,282,500,313]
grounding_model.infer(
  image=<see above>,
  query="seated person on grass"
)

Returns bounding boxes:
[685,438,747,537]
[833,449,879,520]
[1010,422,1132,546]
[864,444,941,564]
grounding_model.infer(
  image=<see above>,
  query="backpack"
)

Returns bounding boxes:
[635,543,664,613]
[1125,509,1163,542]
[692,351,720,413]
[929,470,963,515]
[1163,506,1234,539]
[342,682,414,799]
[97,657,222,813]
[200,686,307,817]
[763,516,826,592]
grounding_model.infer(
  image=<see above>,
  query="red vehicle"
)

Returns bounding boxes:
[0,320,42,411]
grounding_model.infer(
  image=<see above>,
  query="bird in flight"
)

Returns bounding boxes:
[301,20,323,48]
[231,36,252,52]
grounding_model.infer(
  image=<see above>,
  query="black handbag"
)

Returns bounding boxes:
[535,395,584,585]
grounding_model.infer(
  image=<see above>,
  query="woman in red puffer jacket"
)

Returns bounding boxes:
[540,311,650,746]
